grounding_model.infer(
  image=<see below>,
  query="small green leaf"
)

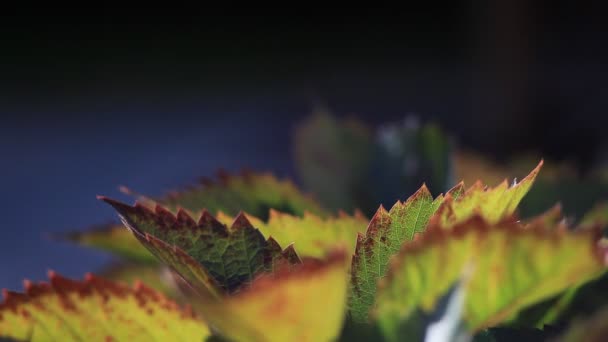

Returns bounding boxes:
[349,184,462,322]
[99,197,299,295]
[373,216,606,339]
[0,272,209,341]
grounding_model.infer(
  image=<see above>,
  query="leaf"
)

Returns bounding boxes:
[196,248,351,342]
[124,169,327,221]
[99,197,299,296]
[293,106,374,213]
[0,271,209,341]
[96,262,187,302]
[53,223,156,264]
[293,108,453,216]
[218,209,369,258]
[373,216,607,340]
[349,183,463,322]
[432,160,543,229]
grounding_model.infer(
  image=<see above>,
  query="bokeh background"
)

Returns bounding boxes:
[2,5,608,290]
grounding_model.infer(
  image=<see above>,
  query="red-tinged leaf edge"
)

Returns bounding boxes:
[98,196,302,295]
[372,214,608,322]
[351,181,464,282]
[0,270,197,320]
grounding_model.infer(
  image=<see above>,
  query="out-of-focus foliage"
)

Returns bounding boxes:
[293,107,452,216]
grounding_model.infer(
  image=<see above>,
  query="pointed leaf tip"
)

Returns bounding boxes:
[231,211,253,230]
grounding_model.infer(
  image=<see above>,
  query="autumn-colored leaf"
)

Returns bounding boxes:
[0,271,209,341]
[99,197,299,297]
[196,248,351,342]
[431,160,543,229]
[348,183,463,322]
[373,216,606,341]
[124,169,327,221]
[218,209,369,258]
[96,262,188,303]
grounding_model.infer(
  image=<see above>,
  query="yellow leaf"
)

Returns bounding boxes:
[198,249,351,342]
[0,272,209,341]
[374,216,606,341]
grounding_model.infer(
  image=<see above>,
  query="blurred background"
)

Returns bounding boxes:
[1,4,608,290]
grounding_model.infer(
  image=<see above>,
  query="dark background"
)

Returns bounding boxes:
[1,4,608,290]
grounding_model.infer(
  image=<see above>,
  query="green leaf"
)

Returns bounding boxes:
[125,169,327,221]
[293,106,374,213]
[349,184,462,322]
[293,108,453,216]
[99,197,299,296]
[432,160,543,229]
[194,248,351,342]
[0,271,209,341]
[217,209,369,258]
[373,216,607,340]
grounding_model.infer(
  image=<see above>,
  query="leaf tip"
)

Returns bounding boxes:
[231,211,253,230]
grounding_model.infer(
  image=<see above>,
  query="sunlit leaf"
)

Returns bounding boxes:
[349,183,463,322]
[218,209,368,258]
[197,249,351,342]
[373,216,607,340]
[431,160,543,228]
[0,272,209,341]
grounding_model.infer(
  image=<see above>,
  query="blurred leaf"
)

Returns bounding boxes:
[132,169,327,221]
[218,209,368,258]
[293,108,453,216]
[0,272,209,341]
[293,106,374,213]
[96,262,183,301]
[579,201,608,229]
[53,222,156,264]
[191,249,351,342]
[373,216,606,339]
